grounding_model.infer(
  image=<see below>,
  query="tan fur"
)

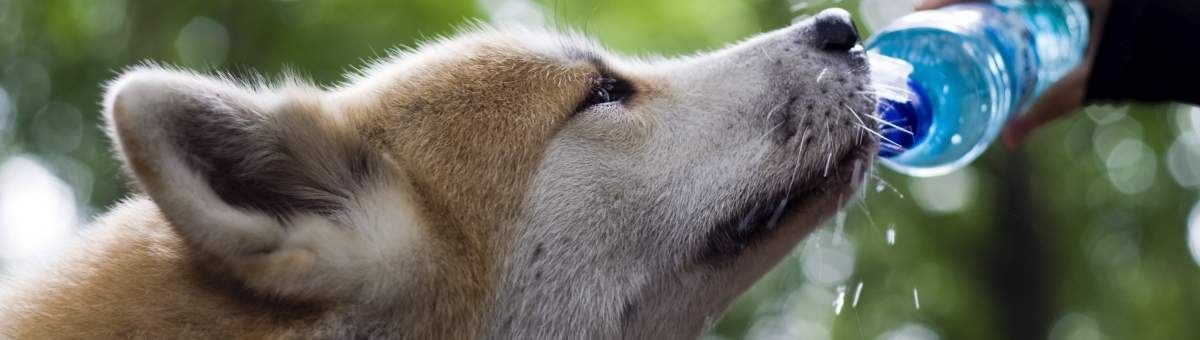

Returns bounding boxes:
[354,33,601,338]
[0,198,323,339]
[1,14,877,339]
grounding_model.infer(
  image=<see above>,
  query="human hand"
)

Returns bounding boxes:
[914,0,1111,149]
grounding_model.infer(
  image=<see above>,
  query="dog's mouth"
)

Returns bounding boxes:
[700,143,874,265]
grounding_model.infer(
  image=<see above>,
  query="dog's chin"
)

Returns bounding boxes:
[701,143,875,265]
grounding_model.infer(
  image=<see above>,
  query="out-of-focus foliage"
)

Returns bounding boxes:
[1,0,1198,339]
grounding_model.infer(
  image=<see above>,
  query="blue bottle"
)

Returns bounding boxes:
[867,0,1090,177]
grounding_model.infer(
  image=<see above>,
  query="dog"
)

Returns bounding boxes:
[0,8,877,339]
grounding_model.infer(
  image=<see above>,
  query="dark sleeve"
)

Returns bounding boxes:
[1084,0,1200,105]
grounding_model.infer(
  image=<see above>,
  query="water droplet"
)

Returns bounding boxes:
[833,212,846,245]
[833,284,847,315]
[951,134,962,144]
[913,288,920,309]
[0,85,11,135]
[850,160,863,191]
[886,225,896,245]
[876,182,886,192]
[852,281,864,307]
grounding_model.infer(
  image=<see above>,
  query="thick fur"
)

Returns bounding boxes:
[0,11,877,340]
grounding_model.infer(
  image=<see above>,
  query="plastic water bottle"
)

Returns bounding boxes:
[867,0,1089,177]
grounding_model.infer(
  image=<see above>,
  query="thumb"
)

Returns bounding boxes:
[1001,63,1092,149]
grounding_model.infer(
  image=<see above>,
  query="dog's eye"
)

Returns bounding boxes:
[585,86,611,106]
[579,76,633,111]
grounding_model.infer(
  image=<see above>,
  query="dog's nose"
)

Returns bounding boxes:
[813,8,860,52]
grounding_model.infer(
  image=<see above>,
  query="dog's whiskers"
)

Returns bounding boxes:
[757,122,786,144]
[868,83,911,93]
[824,152,832,177]
[854,91,895,97]
[879,142,908,153]
[764,98,788,124]
[843,104,870,130]
[862,114,912,135]
[857,125,903,148]
[784,129,811,198]
[754,99,791,144]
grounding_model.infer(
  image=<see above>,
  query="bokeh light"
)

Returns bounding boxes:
[908,166,976,214]
[1048,313,1106,340]
[1104,138,1156,195]
[31,102,83,155]
[801,228,857,286]
[1167,106,1200,188]
[0,156,79,272]
[176,17,230,67]
[876,323,940,340]
[1187,201,1200,268]
[477,0,546,26]
[858,0,916,34]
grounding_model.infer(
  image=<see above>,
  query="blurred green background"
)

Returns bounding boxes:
[1,0,1198,339]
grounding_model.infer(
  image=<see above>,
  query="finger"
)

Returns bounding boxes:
[1001,62,1092,149]
[1081,0,1110,59]
[915,0,987,11]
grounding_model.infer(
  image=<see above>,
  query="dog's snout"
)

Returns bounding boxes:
[813,8,860,52]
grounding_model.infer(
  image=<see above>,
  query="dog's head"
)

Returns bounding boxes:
[104,9,876,338]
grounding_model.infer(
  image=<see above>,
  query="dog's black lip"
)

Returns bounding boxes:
[700,144,872,266]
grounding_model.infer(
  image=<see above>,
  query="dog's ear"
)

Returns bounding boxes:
[104,67,424,301]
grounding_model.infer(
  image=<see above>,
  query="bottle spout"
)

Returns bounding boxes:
[877,80,932,158]
[868,52,914,103]
[869,52,931,158]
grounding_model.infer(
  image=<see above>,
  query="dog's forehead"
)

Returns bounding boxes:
[338,26,606,90]
[455,25,613,64]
